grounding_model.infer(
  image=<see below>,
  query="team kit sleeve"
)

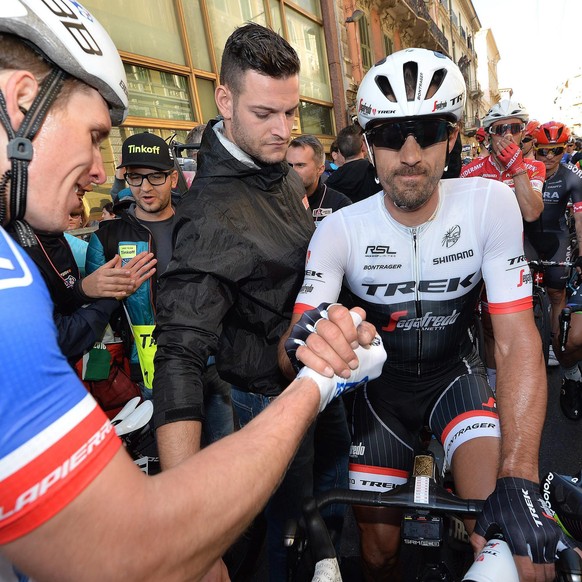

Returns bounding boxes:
[479,180,533,314]
[293,211,350,315]
[0,231,120,544]
[525,159,546,193]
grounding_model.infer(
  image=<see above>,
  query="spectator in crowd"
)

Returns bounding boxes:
[101,201,117,221]
[324,124,380,203]
[87,132,234,445]
[562,139,576,164]
[286,134,351,226]
[153,23,351,580]
[323,139,344,178]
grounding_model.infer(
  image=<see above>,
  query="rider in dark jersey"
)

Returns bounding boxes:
[282,48,572,581]
[526,121,582,419]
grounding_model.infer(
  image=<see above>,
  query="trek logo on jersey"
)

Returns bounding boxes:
[507,255,527,267]
[304,269,323,280]
[442,225,461,248]
[382,309,460,332]
[365,245,397,258]
[517,268,533,287]
[433,249,473,265]
[363,273,476,297]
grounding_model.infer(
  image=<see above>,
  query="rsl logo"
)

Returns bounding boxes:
[442,225,461,248]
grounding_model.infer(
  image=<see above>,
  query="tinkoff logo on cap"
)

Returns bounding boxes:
[118,132,175,171]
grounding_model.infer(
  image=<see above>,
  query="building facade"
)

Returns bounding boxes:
[83,0,499,197]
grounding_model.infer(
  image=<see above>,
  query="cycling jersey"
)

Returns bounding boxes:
[526,163,582,234]
[460,154,546,194]
[294,177,532,380]
[0,227,120,546]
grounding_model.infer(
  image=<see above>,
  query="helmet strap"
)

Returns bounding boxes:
[0,67,67,246]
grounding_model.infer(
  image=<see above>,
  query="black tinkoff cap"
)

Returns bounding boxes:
[118,132,175,171]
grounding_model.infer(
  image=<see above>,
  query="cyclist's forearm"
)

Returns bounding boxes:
[512,175,543,222]
[156,419,203,470]
[494,321,546,481]
[5,377,321,582]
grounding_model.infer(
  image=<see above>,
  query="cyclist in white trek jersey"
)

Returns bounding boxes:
[0,2,385,581]
[281,48,574,581]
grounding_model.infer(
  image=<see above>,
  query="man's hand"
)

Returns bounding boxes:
[285,303,377,379]
[495,138,527,176]
[472,477,577,581]
[81,252,157,299]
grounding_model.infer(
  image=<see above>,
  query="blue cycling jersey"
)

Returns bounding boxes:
[0,227,119,550]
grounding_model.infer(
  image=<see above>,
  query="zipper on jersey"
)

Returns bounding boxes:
[411,227,422,377]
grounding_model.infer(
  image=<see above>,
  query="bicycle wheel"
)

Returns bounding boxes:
[532,286,551,364]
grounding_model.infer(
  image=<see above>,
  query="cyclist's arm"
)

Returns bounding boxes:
[512,171,544,222]
[491,308,545,481]
[3,376,322,581]
[573,208,582,251]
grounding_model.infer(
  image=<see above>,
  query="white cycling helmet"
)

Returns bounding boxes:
[482,99,528,130]
[0,0,128,241]
[356,48,466,130]
[0,0,128,125]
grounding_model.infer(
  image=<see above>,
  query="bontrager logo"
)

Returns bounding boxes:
[128,145,160,154]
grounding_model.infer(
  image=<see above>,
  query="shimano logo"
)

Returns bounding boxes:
[363,273,475,297]
[433,249,473,265]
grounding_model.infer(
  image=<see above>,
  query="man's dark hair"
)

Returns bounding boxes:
[289,135,325,165]
[336,125,364,158]
[220,23,300,97]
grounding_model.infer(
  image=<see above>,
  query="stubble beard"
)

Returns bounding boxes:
[380,168,441,211]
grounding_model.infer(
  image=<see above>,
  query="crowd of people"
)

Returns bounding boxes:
[2,2,582,582]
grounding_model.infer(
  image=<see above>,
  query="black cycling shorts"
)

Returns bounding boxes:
[348,350,500,492]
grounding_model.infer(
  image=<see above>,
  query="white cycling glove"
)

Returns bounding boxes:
[288,304,386,412]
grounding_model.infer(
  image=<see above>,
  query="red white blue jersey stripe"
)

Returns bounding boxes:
[0,228,120,544]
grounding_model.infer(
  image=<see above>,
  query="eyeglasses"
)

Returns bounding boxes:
[367,118,454,150]
[488,123,525,136]
[535,146,566,157]
[125,170,173,187]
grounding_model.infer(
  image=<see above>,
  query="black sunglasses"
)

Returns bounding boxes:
[488,123,524,136]
[535,146,566,157]
[367,119,454,150]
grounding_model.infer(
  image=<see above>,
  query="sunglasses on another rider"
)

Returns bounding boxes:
[125,170,173,187]
[535,146,566,157]
[367,118,454,150]
[488,123,525,136]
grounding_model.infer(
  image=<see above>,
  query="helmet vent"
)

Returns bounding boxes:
[375,75,396,102]
[403,61,418,101]
[425,69,447,99]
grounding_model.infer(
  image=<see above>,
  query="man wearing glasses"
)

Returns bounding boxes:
[527,121,582,420]
[86,133,234,445]
[281,49,571,581]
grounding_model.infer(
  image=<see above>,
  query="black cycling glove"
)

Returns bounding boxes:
[285,302,338,373]
[475,477,576,563]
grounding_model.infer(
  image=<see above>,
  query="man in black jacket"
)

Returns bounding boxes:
[153,23,351,580]
[324,124,380,203]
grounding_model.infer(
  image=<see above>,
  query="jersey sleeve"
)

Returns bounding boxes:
[525,159,546,193]
[479,180,532,314]
[293,210,349,314]
[0,229,120,544]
